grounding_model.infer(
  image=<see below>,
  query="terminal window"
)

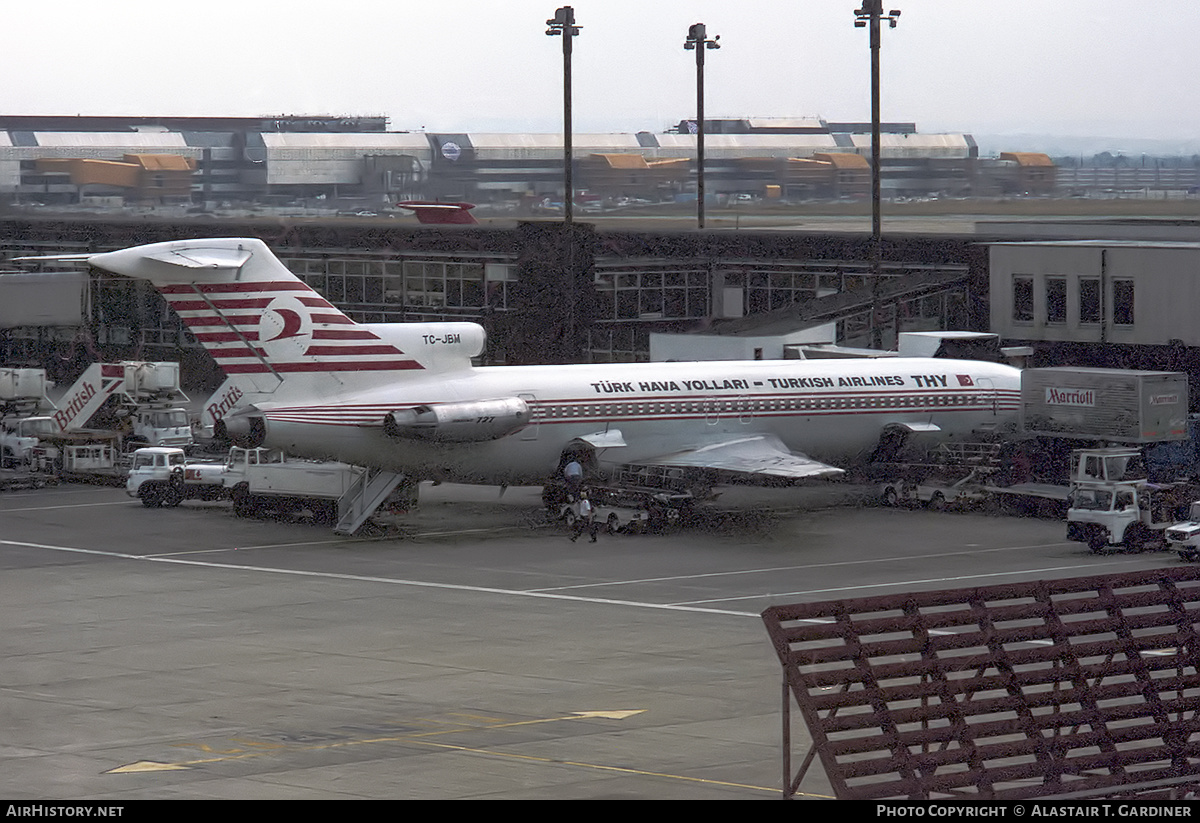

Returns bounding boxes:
[1112,278,1135,326]
[1079,277,1101,324]
[1045,276,1066,324]
[1012,275,1033,323]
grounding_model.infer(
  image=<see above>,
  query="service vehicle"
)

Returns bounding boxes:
[126,447,226,507]
[876,369,1193,520]
[1065,448,1194,552]
[222,447,366,522]
[880,468,990,511]
[0,367,54,466]
[29,428,127,480]
[558,497,652,535]
[53,361,193,448]
[128,446,404,534]
[58,440,126,482]
[1021,367,1188,444]
[2,415,55,466]
[1163,501,1200,561]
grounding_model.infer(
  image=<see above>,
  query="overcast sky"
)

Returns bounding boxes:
[3,1,1195,150]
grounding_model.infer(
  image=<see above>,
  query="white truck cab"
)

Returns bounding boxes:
[1165,501,1200,561]
[129,407,193,448]
[126,447,188,506]
[126,446,224,507]
[1067,481,1178,552]
[2,416,57,462]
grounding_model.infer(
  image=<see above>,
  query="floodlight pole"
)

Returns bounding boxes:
[685,23,720,229]
[854,1,900,348]
[546,6,581,224]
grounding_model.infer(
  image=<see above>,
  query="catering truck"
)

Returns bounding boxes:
[1021,367,1189,444]
[877,368,1192,518]
[1065,447,1195,552]
[0,368,54,465]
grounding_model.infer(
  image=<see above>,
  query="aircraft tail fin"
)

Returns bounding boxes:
[84,239,473,398]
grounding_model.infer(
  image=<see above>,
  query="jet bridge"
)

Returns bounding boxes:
[761,567,1200,800]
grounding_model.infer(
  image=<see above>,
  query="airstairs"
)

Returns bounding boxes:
[335,467,407,535]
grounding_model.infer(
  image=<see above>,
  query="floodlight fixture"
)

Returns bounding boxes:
[684,22,720,229]
[546,6,581,223]
[853,0,901,348]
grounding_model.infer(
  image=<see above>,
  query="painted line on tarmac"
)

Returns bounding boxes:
[672,558,1148,606]
[115,726,787,797]
[146,539,353,555]
[142,527,532,556]
[0,500,132,513]
[0,538,759,618]
[532,541,1081,593]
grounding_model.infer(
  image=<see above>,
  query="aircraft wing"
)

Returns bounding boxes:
[633,434,844,481]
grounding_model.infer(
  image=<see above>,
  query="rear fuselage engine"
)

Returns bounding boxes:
[384,397,530,443]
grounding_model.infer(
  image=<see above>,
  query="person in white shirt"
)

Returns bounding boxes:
[569,491,598,543]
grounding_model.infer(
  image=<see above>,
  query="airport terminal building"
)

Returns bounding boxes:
[0,114,1126,207]
[1,116,1198,401]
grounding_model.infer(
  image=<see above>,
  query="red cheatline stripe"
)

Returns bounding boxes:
[311,329,380,340]
[194,331,260,342]
[541,389,1019,404]
[178,316,260,327]
[222,360,423,373]
[298,296,338,309]
[301,345,404,356]
[258,405,1015,428]
[168,298,274,311]
[211,347,265,359]
[160,282,312,294]
[310,313,356,325]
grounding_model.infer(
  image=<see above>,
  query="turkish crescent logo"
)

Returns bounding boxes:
[264,308,304,342]
[258,296,312,359]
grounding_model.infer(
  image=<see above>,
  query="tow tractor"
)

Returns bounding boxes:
[877,443,1002,511]
[557,485,687,535]
[880,468,992,511]
[546,462,699,534]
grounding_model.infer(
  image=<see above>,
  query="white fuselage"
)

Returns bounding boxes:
[253,357,1022,485]
[74,237,1022,488]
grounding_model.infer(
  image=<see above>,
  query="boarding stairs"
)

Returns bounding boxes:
[335,468,406,535]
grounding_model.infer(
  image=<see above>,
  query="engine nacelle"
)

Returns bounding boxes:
[384,397,530,443]
[213,414,267,448]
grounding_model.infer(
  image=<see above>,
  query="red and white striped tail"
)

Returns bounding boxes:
[87,238,426,386]
[159,279,423,376]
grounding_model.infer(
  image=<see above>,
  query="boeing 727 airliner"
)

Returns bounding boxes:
[60,237,1021,488]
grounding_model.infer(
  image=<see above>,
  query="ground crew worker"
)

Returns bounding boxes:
[569,491,598,543]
